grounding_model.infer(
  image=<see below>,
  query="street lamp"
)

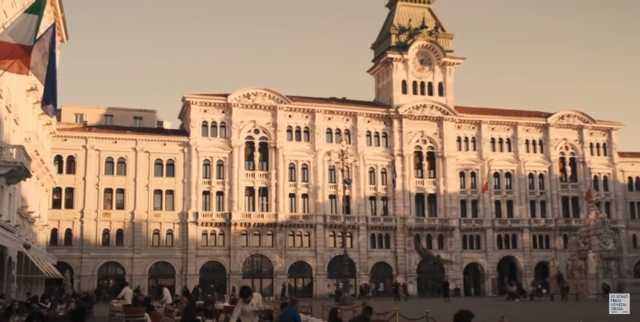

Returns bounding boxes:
[336,143,354,299]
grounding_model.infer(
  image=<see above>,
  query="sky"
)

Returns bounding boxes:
[59,0,640,150]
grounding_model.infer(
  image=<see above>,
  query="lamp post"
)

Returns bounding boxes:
[336,143,354,299]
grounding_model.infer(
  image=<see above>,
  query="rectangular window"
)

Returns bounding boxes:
[165,190,175,211]
[506,200,514,218]
[64,188,74,209]
[571,196,580,218]
[104,114,113,125]
[329,195,337,215]
[216,192,224,212]
[381,197,389,216]
[153,190,163,211]
[561,196,571,218]
[460,199,468,218]
[494,200,502,218]
[115,188,125,210]
[103,189,113,210]
[301,194,309,214]
[471,200,479,218]
[202,191,211,211]
[289,193,297,213]
[427,194,437,217]
[259,187,269,212]
[343,195,351,215]
[415,193,425,217]
[529,200,537,218]
[133,116,143,127]
[74,113,85,124]
[244,188,255,212]
[369,197,377,216]
[540,200,547,218]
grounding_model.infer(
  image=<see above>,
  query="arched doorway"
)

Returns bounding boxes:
[369,262,393,296]
[97,261,126,301]
[200,261,227,296]
[496,256,521,295]
[634,261,640,279]
[287,261,313,298]
[534,261,550,291]
[242,254,274,297]
[416,257,445,297]
[463,263,484,297]
[327,254,356,295]
[148,261,176,297]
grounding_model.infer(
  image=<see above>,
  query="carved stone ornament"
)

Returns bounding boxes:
[548,111,596,125]
[398,102,457,117]
[228,88,291,106]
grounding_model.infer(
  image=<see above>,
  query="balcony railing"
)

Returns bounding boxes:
[0,144,31,184]
[529,218,555,227]
[493,218,526,228]
[198,212,230,221]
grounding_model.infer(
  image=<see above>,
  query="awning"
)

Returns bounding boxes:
[22,248,63,279]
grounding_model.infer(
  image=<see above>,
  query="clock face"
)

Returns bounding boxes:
[412,49,433,76]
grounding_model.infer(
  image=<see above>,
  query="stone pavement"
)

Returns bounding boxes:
[93,296,639,322]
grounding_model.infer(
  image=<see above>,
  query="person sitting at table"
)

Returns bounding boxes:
[229,286,264,322]
[116,282,134,305]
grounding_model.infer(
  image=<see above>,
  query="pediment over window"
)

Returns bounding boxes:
[228,88,292,105]
[548,111,596,125]
[397,101,458,117]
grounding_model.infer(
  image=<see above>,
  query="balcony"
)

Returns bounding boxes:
[410,217,456,229]
[235,212,276,222]
[460,218,485,229]
[493,218,526,229]
[556,218,584,228]
[529,218,555,228]
[198,212,229,222]
[286,214,315,223]
[367,216,397,226]
[0,144,31,185]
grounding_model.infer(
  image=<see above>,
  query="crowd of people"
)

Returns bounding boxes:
[0,292,94,322]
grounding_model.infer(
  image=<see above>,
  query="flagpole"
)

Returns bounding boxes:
[0,0,36,30]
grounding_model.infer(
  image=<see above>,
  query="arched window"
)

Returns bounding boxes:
[366,131,372,146]
[102,188,113,210]
[241,231,249,247]
[219,122,227,138]
[165,190,175,211]
[420,81,426,96]
[104,157,115,176]
[335,129,342,144]
[414,150,424,178]
[51,187,62,209]
[153,190,163,211]
[603,143,608,156]
[525,140,530,153]
[459,171,466,189]
[154,159,164,177]
[426,234,433,250]
[528,173,535,191]
[497,235,503,249]
[538,174,545,191]
[301,164,309,183]
[202,231,209,246]
[102,229,111,247]
[368,168,376,185]
[325,128,333,143]
[202,160,211,179]
[201,121,209,137]
[115,229,124,247]
[165,159,175,177]
[166,230,174,247]
[328,166,337,184]
[464,137,470,151]
[428,82,434,96]
[65,156,76,174]
[437,234,444,250]
[633,234,638,249]
[286,126,293,141]
[54,155,64,174]
[470,172,478,190]
[426,150,436,178]
[603,176,609,192]
[471,137,477,151]
[456,137,462,151]
[593,175,600,191]
[438,82,445,96]
[295,127,302,142]
[412,81,418,95]
[152,229,161,247]
[115,158,126,176]
[381,168,388,186]
[370,234,376,249]
[252,231,262,247]
[596,143,601,156]
[493,172,501,190]
[346,232,353,248]
[636,177,640,191]
[289,163,297,182]
[491,138,497,152]
[303,127,311,142]
[64,187,75,209]
[64,228,73,246]
[629,177,635,192]
[505,172,513,190]
[215,191,224,211]
[382,132,389,148]
[211,121,218,138]
[539,140,544,153]
[589,143,595,156]
[498,138,504,152]
[344,129,351,145]
[49,228,59,246]
[216,160,224,180]
[377,234,384,249]
[401,80,408,94]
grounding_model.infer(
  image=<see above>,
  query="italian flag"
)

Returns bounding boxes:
[0,0,46,75]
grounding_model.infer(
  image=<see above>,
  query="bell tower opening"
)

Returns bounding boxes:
[368,0,464,107]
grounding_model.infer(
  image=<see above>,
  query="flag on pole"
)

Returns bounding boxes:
[482,163,490,193]
[32,25,57,116]
[0,0,46,74]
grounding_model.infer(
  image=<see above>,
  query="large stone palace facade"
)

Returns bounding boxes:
[32,0,640,298]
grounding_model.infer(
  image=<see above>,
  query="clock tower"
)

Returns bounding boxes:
[368,0,464,107]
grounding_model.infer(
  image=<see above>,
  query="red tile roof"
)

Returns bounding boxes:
[288,95,388,109]
[455,106,552,119]
[60,125,188,137]
[618,152,640,158]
